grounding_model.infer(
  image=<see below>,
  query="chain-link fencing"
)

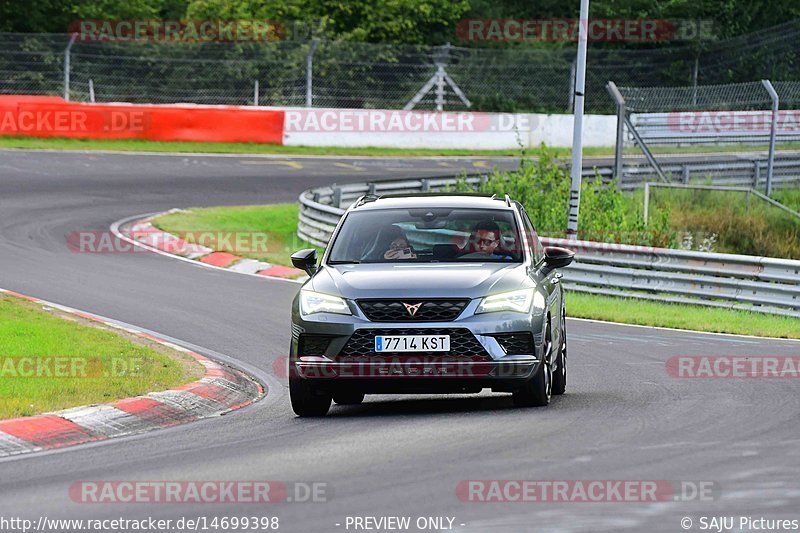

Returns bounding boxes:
[1,19,799,113]
[606,79,800,193]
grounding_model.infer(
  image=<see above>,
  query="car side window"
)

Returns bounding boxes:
[521,209,545,265]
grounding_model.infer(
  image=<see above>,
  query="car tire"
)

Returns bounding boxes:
[290,377,332,416]
[332,391,365,405]
[552,311,567,396]
[512,325,552,407]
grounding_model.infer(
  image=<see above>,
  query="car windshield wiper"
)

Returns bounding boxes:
[328,260,361,265]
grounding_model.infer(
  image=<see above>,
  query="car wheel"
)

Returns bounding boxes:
[512,325,552,407]
[332,391,365,405]
[289,377,332,417]
[552,311,567,396]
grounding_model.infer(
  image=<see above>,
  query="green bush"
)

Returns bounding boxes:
[452,146,673,247]
[451,146,800,256]
[654,188,800,259]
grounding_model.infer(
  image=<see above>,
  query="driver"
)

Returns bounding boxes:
[459,220,513,260]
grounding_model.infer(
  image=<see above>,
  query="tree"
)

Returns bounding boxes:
[186,0,470,44]
[0,0,184,33]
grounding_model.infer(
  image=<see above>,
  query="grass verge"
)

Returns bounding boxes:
[567,292,800,340]
[0,137,525,157]
[0,293,204,419]
[152,203,322,267]
[152,203,800,340]
[2,136,799,158]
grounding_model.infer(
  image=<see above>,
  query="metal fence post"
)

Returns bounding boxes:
[753,160,761,189]
[88,79,95,103]
[63,33,77,101]
[332,185,342,208]
[565,0,590,240]
[434,43,451,112]
[306,39,319,108]
[253,80,259,106]
[762,79,779,196]
[606,81,625,181]
[567,59,576,112]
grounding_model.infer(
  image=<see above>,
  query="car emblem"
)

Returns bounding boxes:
[403,302,423,317]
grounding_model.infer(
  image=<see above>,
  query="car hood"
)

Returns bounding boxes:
[309,263,531,299]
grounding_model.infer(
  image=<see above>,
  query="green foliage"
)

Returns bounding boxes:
[186,0,471,44]
[153,203,323,267]
[473,146,672,247]
[654,188,800,258]
[452,161,799,255]
[774,189,800,213]
[469,92,520,113]
[0,0,174,33]
[4,0,799,45]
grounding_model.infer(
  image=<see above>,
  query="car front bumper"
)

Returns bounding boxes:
[290,303,546,394]
[292,355,540,394]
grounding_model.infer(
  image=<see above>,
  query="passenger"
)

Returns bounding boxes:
[384,235,417,260]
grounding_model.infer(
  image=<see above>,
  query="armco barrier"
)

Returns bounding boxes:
[0,96,284,144]
[616,153,800,190]
[298,177,800,318]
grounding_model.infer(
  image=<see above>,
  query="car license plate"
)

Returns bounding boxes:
[374,335,450,352]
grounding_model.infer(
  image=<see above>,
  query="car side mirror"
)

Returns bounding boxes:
[291,249,318,277]
[542,246,574,274]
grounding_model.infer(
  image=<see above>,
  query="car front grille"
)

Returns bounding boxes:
[357,299,469,322]
[338,328,488,358]
[491,332,535,355]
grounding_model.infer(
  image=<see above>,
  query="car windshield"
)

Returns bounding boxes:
[327,207,523,264]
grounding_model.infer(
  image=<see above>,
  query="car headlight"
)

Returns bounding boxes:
[300,290,351,316]
[476,288,543,314]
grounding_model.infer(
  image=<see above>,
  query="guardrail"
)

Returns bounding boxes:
[617,154,800,190]
[298,176,800,318]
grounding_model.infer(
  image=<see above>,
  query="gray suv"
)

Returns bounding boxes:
[289,193,574,416]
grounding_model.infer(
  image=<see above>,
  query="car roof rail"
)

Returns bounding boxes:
[378,192,495,199]
[353,194,380,208]
[504,194,512,207]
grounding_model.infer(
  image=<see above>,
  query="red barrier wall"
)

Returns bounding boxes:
[0,96,284,144]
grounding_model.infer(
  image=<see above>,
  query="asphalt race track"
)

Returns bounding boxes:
[1,149,799,533]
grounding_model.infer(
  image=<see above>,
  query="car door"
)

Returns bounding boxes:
[520,208,562,355]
